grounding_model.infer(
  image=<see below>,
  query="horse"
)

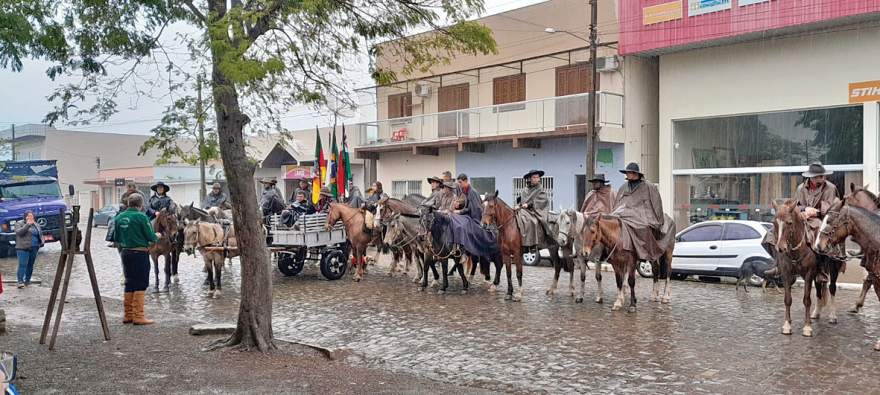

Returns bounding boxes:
[418,207,470,294]
[149,208,179,293]
[182,219,238,297]
[383,213,437,285]
[376,197,421,277]
[842,183,879,314]
[554,209,591,302]
[481,192,525,301]
[326,203,370,282]
[581,214,673,312]
[771,199,825,336]
[815,204,880,351]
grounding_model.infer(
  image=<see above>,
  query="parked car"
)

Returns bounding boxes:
[93,205,118,227]
[637,220,773,286]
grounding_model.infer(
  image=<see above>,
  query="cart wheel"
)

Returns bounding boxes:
[277,250,306,277]
[320,249,347,280]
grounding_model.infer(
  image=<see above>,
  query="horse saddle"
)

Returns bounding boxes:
[363,210,376,230]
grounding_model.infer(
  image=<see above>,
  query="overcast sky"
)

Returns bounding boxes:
[0,0,545,135]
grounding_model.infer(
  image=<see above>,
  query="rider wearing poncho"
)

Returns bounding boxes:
[611,162,675,262]
[516,170,552,247]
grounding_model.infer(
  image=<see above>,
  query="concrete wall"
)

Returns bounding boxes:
[377,148,456,197]
[623,56,660,182]
[658,24,880,213]
[455,138,625,209]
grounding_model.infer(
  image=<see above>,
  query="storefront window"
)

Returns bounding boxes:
[673,106,863,169]
[673,170,862,229]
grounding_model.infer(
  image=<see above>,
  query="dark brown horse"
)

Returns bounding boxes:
[481,192,525,301]
[773,199,823,336]
[327,203,370,282]
[815,204,880,351]
[842,183,878,314]
[149,208,178,293]
[581,214,673,312]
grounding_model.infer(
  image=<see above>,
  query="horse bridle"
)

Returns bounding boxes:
[819,209,851,242]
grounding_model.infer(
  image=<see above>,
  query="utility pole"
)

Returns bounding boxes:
[585,0,599,178]
[11,124,15,161]
[196,74,207,203]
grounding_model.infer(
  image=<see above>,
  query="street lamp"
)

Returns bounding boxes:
[543,27,589,43]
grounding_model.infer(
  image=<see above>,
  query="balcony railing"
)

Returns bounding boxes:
[355,91,623,148]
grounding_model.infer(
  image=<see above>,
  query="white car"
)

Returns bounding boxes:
[638,220,774,285]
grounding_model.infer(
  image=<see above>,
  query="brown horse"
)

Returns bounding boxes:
[481,192,525,301]
[149,208,178,293]
[773,199,823,336]
[327,203,370,282]
[842,183,878,314]
[816,204,880,351]
[581,214,673,312]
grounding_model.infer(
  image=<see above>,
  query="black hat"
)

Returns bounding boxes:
[587,174,610,184]
[619,162,643,176]
[802,162,833,177]
[427,176,443,184]
[523,169,545,179]
[150,181,171,192]
[259,177,277,185]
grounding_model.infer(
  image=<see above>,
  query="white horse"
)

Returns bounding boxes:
[183,219,238,298]
[550,209,591,301]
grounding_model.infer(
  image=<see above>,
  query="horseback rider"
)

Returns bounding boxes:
[611,162,672,262]
[454,173,482,222]
[259,178,285,216]
[422,176,456,211]
[581,174,615,216]
[517,169,552,248]
[148,181,176,214]
[347,182,365,208]
[202,182,230,210]
[763,162,842,282]
[365,181,388,206]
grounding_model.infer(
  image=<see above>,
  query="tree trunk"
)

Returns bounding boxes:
[206,32,275,352]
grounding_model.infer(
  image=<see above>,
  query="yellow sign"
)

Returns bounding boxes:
[849,80,880,104]
[643,1,683,25]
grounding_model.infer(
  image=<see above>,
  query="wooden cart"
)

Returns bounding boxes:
[268,213,349,280]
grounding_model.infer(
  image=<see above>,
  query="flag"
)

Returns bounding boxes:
[312,127,325,204]
[327,129,339,199]
[337,124,349,199]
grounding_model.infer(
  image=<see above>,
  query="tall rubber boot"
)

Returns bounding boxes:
[123,292,134,324]
[132,291,154,325]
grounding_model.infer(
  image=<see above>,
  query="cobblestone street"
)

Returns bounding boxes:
[3,227,879,394]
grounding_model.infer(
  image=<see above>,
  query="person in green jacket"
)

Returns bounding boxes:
[112,193,158,325]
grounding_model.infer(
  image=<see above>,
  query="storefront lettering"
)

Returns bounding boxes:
[849,80,880,103]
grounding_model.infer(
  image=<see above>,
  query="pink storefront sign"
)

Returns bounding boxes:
[619,0,880,55]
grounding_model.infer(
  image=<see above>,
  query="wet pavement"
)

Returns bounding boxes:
[3,226,879,394]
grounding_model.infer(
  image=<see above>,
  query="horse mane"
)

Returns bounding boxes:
[383,197,419,215]
[851,186,880,208]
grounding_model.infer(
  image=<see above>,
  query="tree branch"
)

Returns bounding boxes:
[183,0,207,23]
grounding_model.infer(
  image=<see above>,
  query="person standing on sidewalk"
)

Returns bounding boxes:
[112,194,157,325]
[14,211,43,288]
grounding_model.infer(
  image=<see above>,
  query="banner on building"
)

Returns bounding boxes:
[284,166,311,180]
[688,0,731,16]
[849,80,880,104]
[739,0,770,6]
[643,1,683,25]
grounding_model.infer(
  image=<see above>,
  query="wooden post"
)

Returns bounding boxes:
[40,206,110,350]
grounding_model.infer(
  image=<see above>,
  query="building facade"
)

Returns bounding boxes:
[84,165,227,209]
[619,0,880,229]
[355,0,659,208]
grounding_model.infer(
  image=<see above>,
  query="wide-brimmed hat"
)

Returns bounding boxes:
[150,181,171,192]
[802,162,833,177]
[587,174,610,184]
[619,162,644,176]
[442,181,457,189]
[426,176,443,184]
[259,178,277,185]
[320,186,333,197]
[523,169,545,179]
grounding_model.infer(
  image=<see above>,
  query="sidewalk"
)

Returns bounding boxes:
[0,283,494,394]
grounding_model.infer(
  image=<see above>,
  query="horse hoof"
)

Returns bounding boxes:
[611,305,621,311]
[849,306,862,314]
[802,326,813,337]
[545,290,553,296]
[213,290,222,298]
[207,291,214,298]
[150,287,160,294]
[430,280,439,289]
[651,297,659,303]
[595,297,603,304]
[661,297,671,304]
[418,287,426,292]
[810,313,820,320]
[828,317,838,325]
[513,295,522,302]
[438,289,446,295]
[628,306,637,313]
[874,340,880,351]
[488,284,497,293]
[575,297,584,304]
[354,277,362,283]
[782,321,792,335]
[172,275,179,284]
[504,294,512,301]
[461,289,468,295]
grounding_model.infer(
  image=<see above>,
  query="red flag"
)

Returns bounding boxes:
[336,124,347,199]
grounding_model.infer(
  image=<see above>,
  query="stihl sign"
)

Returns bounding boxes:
[849,80,880,104]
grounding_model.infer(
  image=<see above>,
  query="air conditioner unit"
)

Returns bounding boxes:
[596,56,619,73]
[414,82,432,97]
